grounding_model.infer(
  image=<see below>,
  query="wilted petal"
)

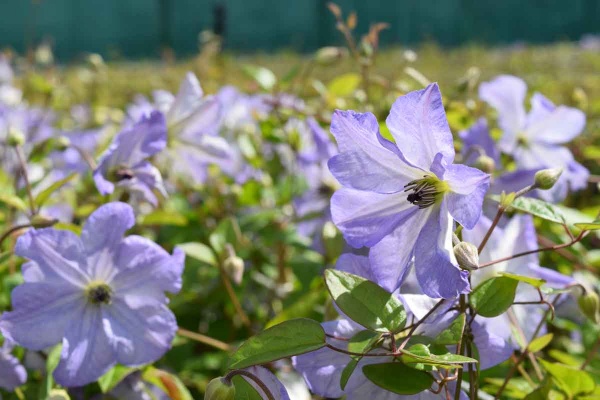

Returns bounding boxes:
[0,283,82,350]
[331,188,414,248]
[479,75,527,152]
[242,366,290,400]
[414,206,470,298]
[53,305,115,387]
[444,163,490,229]
[103,299,177,366]
[14,228,88,286]
[386,83,455,169]
[369,208,428,292]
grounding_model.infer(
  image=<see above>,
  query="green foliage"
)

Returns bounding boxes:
[470,277,519,318]
[362,362,434,395]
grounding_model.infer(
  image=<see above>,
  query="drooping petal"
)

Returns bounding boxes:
[368,208,430,292]
[564,159,590,192]
[116,161,167,207]
[444,163,490,229]
[242,366,291,400]
[470,318,513,370]
[331,188,415,248]
[53,305,116,387]
[14,228,88,286]
[102,299,177,366]
[0,283,83,350]
[386,83,455,169]
[414,205,470,298]
[479,75,527,153]
[112,236,184,295]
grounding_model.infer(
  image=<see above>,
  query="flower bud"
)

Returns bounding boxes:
[223,255,245,286]
[473,155,495,174]
[578,291,600,324]
[314,47,348,65]
[204,377,236,400]
[533,168,563,190]
[7,127,25,147]
[453,242,479,271]
[55,135,71,151]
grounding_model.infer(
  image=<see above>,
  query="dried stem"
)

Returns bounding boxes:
[177,328,232,352]
[217,260,252,330]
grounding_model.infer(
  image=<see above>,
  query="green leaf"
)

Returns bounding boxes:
[98,365,137,393]
[548,349,582,367]
[524,378,553,400]
[401,347,477,368]
[209,217,244,255]
[178,242,217,266]
[0,193,28,211]
[340,330,382,390]
[327,73,361,97]
[242,65,277,91]
[574,221,600,231]
[539,359,596,398]
[47,389,71,400]
[500,272,546,288]
[509,197,565,224]
[470,277,518,317]
[528,333,554,353]
[139,210,188,226]
[363,362,434,395]
[434,314,466,345]
[142,367,193,400]
[266,289,326,328]
[324,269,407,333]
[35,173,77,208]
[232,375,263,400]
[228,318,326,369]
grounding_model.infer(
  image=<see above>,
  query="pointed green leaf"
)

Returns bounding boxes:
[528,333,553,353]
[402,347,477,368]
[340,330,382,390]
[470,277,518,317]
[242,65,277,91]
[178,242,217,266]
[139,210,188,226]
[35,172,77,208]
[509,197,565,224]
[500,272,546,288]
[327,73,361,97]
[539,359,596,398]
[98,365,137,393]
[574,221,600,231]
[0,193,28,211]
[524,378,553,400]
[325,269,406,333]
[232,375,263,400]
[228,318,326,369]
[363,362,434,395]
[434,314,466,345]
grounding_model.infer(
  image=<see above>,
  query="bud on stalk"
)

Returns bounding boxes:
[205,377,236,400]
[453,242,479,271]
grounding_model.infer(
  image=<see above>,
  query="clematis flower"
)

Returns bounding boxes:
[479,75,589,201]
[328,83,489,298]
[93,111,167,207]
[0,340,27,391]
[458,117,499,167]
[0,202,185,387]
[127,73,231,184]
[240,366,291,400]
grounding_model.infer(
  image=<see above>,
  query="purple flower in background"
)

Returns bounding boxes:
[329,83,489,298]
[128,73,231,184]
[0,340,27,391]
[94,111,167,206]
[459,118,500,167]
[0,202,184,387]
[241,366,291,400]
[479,75,589,201]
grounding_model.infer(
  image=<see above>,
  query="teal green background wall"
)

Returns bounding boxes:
[0,0,598,59]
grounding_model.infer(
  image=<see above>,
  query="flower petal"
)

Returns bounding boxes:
[444,164,490,229]
[102,299,177,366]
[414,206,470,298]
[459,117,500,165]
[81,202,135,256]
[14,228,88,286]
[242,366,291,400]
[53,305,116,387]
[166,72,205,125]
[331,188,414,248]
[368,208,430,292]
[175,97,223,140]
[479,75,527,152]
[0,283,83,350]
[471,318,513,370]
[0,348,27,390]
[525,96,586,144]
[386,83,455,169]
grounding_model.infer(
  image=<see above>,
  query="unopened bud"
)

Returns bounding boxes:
[473,155,495,174]
[314,47,348,65]
[7,127,25,147]
[30,215,58,228]
[204,377,236,400]
[453,242,479,271]
[534,168,563,190]
[578,291,600,324]
[55,136,71,151]
[223,255,245,286]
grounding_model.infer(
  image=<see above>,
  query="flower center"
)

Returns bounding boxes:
[86,282,113,305]
[517,133,529,147]
[404,175,448,209]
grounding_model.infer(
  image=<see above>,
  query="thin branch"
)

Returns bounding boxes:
[14,146,37,215]
[177,328,232,352]
[399,299,446,350]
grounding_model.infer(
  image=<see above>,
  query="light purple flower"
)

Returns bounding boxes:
[241,366,291,400]
[458,118,499,167]
[93,111,167,207]
[0,202,185,387]
[0,340,27,391]
[479,75,589,201]
[329,83,489,298]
